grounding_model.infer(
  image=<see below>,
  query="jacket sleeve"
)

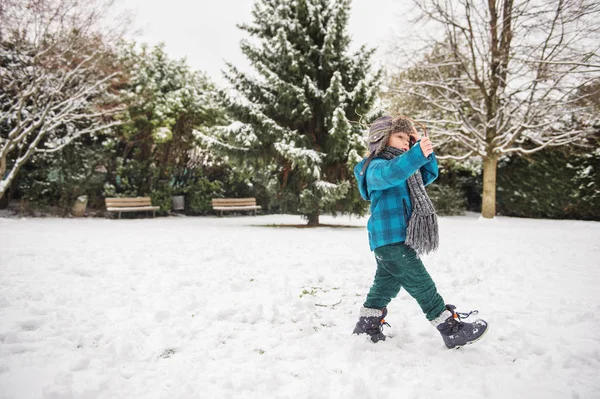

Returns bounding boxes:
[366,143,431,191]
[420,152,439,186]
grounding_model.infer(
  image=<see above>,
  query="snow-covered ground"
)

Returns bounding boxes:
[1,213,599,399]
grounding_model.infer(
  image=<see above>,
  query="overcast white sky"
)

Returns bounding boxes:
[118,0,418,87]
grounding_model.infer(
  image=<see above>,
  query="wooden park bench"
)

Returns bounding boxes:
[105,197,160,219]
[211,198,262,216]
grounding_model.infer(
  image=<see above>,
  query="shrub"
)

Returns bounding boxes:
[186,178,224,214]
[428,184,466,216]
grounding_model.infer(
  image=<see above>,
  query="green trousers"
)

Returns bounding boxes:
[363,242,446,321]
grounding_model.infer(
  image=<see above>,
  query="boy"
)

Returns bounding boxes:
[352,115,488,349]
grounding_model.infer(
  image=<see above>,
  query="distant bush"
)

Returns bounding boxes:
[496,141,599,220]
[17,140,107,216]
[428,184,466,216]
[186,178,223,214]
[149,183,174,215]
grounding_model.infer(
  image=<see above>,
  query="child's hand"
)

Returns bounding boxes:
[420,137,433,157]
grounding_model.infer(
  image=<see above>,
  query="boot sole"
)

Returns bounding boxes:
[450,323,489,350]
[353,331,387,343]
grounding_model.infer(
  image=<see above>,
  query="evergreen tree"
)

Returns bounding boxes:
[198,0,381,225]
[103,44,224,213]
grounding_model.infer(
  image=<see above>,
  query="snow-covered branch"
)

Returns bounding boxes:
[393,0,599,160]
[435,150,476,160]
[388,0,600,217]
[192,128,251,152]
[34,120,123,154]
[501,129,586,155]
[0,0,126,200]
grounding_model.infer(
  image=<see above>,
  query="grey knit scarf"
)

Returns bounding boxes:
[378,146,439,255]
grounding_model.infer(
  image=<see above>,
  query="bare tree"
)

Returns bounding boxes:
[390,0,600,218]
[0,0,130,201]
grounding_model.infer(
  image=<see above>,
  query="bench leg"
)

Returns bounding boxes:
[153,210,155,218]
[118,212,121,219]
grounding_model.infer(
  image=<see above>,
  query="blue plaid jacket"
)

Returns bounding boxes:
[354,143,439,251]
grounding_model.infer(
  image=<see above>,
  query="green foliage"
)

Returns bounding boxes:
[117,43,223,143]
[428,184,466,216]
[205,0,381,222]
[149,183,173,215]
[186,178,223,214]
[430,135,600,220]
[103,43,225,208]
[181,157,264,215]
[109,154,155,197]
[11,42,229,216]
[102,148,256,216]
[496,140,600,220]
[435,159,482,212]
[425,158,477,217]
[17,138,108,215]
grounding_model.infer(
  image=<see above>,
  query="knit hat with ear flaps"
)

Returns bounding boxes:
[361,115,418,177]
[367,116,393,156]
[368,115,417,156]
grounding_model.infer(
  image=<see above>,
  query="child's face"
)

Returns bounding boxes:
[387,131,412,151]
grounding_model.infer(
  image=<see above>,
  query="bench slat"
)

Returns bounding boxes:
[106,198,153,208]
[212,199,257,205]
[213,206,262,211]
[106,202,152,207]
[212,202,256,206]
[212,198,256,202]
[105,197,153,203]
[106,206,160,212]
[106,198,152,204]
[106,198,151,202]
[105,201,152,204]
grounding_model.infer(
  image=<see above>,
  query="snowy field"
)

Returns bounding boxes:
[1,213,599,399]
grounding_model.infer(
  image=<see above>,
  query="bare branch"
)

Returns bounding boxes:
[502,129,586,155]
[436,150,477,160]
[0,0,127,200]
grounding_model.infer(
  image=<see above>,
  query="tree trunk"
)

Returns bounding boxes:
[481,155,498,218]
[0,184,8,206]
[307,213,320,226]
[0,155,6,202]
[0,154,6,179]
[0,174,14,206]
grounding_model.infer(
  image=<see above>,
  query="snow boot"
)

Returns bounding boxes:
[431,304,488,349]
[353,307,390,343]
